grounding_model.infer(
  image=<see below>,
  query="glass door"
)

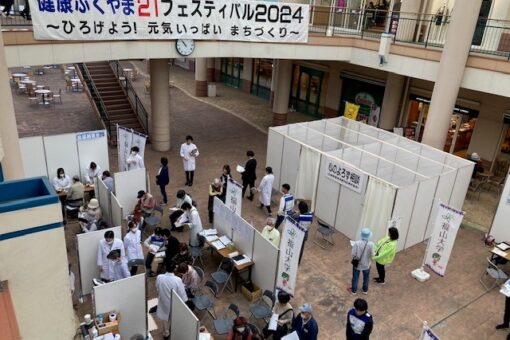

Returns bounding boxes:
[290,66,324,117]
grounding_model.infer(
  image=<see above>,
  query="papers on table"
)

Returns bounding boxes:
[200,229,218,236]
[493,248,508,258]
[501,280,510,297]
[236,164,245,173]
[219,235,231,245]
[234,256,251,266]
[497,242,510,251]
[205,235,219,242]
[212,240,226,250]
[268,313,279,331]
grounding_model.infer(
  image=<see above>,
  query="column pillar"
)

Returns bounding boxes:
[0,30,24,180]
[379,73,405,130]
[150,59,171,152]
[270,60,279,106]
[206,58,215,83]
[395,0,422,42]
[195,58,207,97]
[241,58,253,94]
[214,59,221,82]
[422,0,483,149]
[272,60,293,126]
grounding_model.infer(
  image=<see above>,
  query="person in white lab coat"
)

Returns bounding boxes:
[84,161,101,185]
[180,135,199,187]
[52,167,72,193]
[126,146,144,171]
[181,202,203,247]
[107,249,130,281]
[257,167,275,215]
[124,222,144,276]
[155,261,188,340]
[97,230,125,282]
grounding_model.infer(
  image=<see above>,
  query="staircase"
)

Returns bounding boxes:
[79,61,146,144]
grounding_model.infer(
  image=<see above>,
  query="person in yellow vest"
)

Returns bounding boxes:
[261,217,281,248]
[372,227,399,284]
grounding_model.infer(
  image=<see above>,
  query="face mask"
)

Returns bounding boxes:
[131,151,136,156]
[236,327,245,333]
[59,174,64,178]
[106,240,113,245]
[130,228,138,233]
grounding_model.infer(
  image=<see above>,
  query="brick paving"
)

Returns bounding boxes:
[9,62,509,340]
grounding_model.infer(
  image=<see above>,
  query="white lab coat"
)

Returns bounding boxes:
[52,175,72,193]
[156,273,188,321]
[187,207,203,247]
[180,142,199,171]
[97,238,125,281]
[111,260,130,281]
[258,174,274,206]
[124,230,144,261]
[126,152,144,171]
[84,165,101,184]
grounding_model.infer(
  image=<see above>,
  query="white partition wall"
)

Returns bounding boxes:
[19,136,47,178]
[76,226,122,295]
[279,138,301,192]
[93,274,147,339]
[336,173,369,240]
[449,165,474,210]
[97,178,112,227]
[391,183,418,252]
[232,215,255,259]
[252,231,279,293]
[266,129,285,190]
[114,168,147,218]
[491,172,510,241]
[77,130,110,180]
[111,193,123,228]
[213,197,233,239]
[314,154,341,226]
[44,133,81,179]
[170,290,199,340]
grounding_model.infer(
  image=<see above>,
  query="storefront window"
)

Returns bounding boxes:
[289,65,324,117]
[251,59,273,100]
[220,58,243,88]
[339,76,384,126]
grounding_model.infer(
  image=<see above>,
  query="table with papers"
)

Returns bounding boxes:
[491,242,510,261]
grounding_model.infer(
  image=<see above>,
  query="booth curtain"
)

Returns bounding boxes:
[359,177,396,242]
[295,146,321,210]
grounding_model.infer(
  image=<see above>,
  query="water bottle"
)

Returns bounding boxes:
[97,313,103,325]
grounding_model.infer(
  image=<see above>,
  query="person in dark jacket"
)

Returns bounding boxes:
[292,303,318,340]
[242,150,257,200]
[156,157,170,205]
[346,298,373,340]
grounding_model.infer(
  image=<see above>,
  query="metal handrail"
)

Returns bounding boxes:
[79,63,113,138]
[109,60,149,134]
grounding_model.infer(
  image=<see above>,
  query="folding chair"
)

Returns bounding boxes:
[313,220,335,249]
[211,257,234,295]
[249,290,275,323]
[480,257,508,291]
[192,280,218,319]
[144,205,163,236]
[213,304,240,335]
[190,234,206,267]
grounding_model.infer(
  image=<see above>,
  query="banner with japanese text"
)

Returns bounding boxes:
[424,202,463,277]
[325,157,365,193]
[276,217,305,296]
[225,178,243,216]
[29,0,309,42]
[117,125,147,172]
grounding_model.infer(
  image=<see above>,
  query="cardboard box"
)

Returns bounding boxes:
[91,311,120,336]
[242,283,262,302]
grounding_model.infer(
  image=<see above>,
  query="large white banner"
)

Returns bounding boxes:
[276,217,305,296]
[117,125,147,172]
[325,157,364,193]
[424,202,464,277]
[225,178,243,216]
[29,0,309,42]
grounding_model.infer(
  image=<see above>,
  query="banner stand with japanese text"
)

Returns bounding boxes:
[225,178,243,216]
[423,202,464,277]
[117,125,147,172]
[276,217,305,297]
[419,322,440,340]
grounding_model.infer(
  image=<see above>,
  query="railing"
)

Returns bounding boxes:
[78,63,114,139]
[0,14,31,27]
[110,60,149,134]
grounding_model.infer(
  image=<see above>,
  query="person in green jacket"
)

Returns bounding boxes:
[373,227,399,284]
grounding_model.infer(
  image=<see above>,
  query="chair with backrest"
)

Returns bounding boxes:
[53,89,62,104]
[211,257,235,295]
[487,158,510,194]
[28,89,38,106]
[249,290,275,323]
[313,219,335,249]
[213,303,240,335]
[144,205,163,236]
[192,280,218,319]
[467,178,483,200]
[190,234,206,267]
[480,256,509,291]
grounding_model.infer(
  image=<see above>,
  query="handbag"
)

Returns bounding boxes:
[351,241,368,268]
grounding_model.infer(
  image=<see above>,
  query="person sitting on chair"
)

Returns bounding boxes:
[175,262,201,298]
[172,243,193,266]
[227,316,253,340]
[169,189,193,231]
[68,175,85,204]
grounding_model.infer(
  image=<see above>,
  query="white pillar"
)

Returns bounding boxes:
[150,59,171,152]
[195,58,207,97]
[0,27,24,180]
[422,0,483,149]
[379,73,405,130]
[272,60,293,126]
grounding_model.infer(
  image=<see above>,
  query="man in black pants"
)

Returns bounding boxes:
[242,150,257,200]
[496,296,510,334]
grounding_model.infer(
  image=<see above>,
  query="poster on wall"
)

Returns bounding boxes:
[117,125,147,172]
[344,102,359,121]
[424,202,464,277]
[276,218,305,296]
[29,0,309,43]
[325,157,364,193]
[339,76,385,127]
[225,178,243,216]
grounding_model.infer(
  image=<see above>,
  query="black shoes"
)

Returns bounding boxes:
[496,323,509,330]
[374,278,385,284]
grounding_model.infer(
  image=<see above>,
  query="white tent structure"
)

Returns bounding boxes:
[266,117,474,251]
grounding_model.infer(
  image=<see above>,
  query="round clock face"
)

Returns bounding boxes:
[176,39,195,56]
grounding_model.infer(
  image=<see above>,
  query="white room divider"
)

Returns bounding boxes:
[491,171,510,241]
[43,133,80,180]
[111,193,123,228]
[213,197,234,239]
[232,215,255,259]
[114,168,147,219]
[76,130,110,180]
[93,274,147,339]
[170,290,199,340]
[97,178,112,227]
[19,136,47,178]
[76,226,122,295]
[252,231,279,294]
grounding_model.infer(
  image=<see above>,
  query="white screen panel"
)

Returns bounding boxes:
[314,154,341,226]
[114,168,147,219]
[252,231,278,293]
[97,178,112,227]
[404,177,438,249]
[111,193,123,228]
[491,172,510,241]
[267,130,285,190]
[19,136,48,178]
[77,130,109,182]
[424,171,457,238]
[213,197,234,239]
[44,133,80,181]
[391,183,418,252]
[170,290,199,340]
[449,166,473,210]
[335,174,368,240]
[280,138,301,193]
[94,274,146,339]
[77,226,122,295]
[232,214,255,259]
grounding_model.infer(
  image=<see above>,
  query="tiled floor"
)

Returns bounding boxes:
[11,62,510,339]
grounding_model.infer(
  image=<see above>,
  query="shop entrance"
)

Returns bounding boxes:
[289,65,324,117]
[220,58,243,88]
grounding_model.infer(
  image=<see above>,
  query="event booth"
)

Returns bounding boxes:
[266,117,473,251]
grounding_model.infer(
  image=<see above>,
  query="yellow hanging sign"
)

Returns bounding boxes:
[344,102,360,120]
